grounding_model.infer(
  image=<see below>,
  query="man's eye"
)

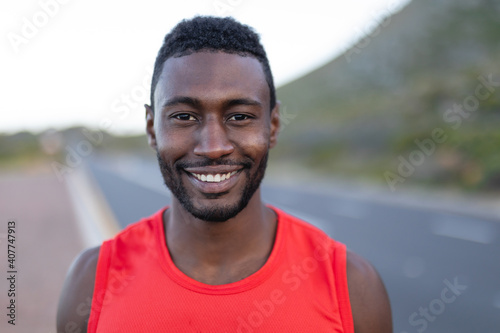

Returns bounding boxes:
[174,114,196,121]
[228,114,250,121]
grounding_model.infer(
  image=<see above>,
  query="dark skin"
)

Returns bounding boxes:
[151,52,280,285]
[57,51,392,332]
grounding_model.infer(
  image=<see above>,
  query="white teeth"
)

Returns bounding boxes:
[191,171,239,183]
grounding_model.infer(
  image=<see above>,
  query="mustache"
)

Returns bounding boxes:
[175,157,253,170]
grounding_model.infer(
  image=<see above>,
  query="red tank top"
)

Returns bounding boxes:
[88,206,354,332]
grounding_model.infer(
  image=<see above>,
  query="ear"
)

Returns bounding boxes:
[145,104,157,150]
[269,100,281,149]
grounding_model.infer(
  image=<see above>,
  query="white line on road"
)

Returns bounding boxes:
[65,167,120,247]
[431,215,496,245]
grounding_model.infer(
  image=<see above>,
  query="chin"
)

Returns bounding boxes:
[188,205,242,222]
[183,189,253,222]
[157,150,268,222]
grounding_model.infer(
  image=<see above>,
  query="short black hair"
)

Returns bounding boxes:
[150,16,276,112]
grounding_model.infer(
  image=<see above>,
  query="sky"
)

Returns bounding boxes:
[1,0,410,134]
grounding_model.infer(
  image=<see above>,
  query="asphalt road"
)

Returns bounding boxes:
[0,170,84,333]
[88,156,500,333]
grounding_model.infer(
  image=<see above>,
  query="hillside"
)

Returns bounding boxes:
[274,0,500,191]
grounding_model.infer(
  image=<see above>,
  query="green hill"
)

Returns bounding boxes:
[274,0,500,191]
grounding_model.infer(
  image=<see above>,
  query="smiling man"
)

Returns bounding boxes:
[57,16,392,332]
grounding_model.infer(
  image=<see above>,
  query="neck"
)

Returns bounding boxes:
[163,188,277,284]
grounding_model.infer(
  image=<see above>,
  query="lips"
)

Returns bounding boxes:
[189,171,238,183]
[183,165,245,194]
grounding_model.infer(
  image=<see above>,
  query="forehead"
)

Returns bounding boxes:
[154,52,269,108]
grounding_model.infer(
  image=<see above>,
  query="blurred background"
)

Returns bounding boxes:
[1,0,499,332]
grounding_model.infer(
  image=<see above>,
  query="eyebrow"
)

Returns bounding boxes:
[162,96,262,109]
[162,96,201,109]
[224,98,262,109]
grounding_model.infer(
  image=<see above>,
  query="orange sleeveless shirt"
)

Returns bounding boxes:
[88,206,354,332]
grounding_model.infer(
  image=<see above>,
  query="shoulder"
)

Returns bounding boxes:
[346,249,392,333]
[276,207,331,239]
[57,246,100,333]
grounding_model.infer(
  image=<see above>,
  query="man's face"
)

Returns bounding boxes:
[147,51,280,222]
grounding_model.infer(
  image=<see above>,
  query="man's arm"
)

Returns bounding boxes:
[347,249,393,333]
[57,246,100,333]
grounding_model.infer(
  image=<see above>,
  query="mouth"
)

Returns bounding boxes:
[183,166,245,194]
[189,170,239,183]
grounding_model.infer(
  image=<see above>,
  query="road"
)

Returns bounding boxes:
[0,169,84,333]
[87,155,500,333]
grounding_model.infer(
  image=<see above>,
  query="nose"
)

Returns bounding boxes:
[193,118,234,159]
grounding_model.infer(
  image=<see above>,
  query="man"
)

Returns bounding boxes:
[57,16,392,332]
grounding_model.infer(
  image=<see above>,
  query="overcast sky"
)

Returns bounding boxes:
[1,0,410,134]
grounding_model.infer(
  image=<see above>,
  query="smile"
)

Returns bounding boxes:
[189,171,238,183]
[183,166,244,194]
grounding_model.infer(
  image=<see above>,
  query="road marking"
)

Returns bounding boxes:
[431,215,496,244]
[65,166,120,247]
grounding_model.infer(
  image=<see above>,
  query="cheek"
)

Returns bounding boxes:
[156,128,194,160]
[235,129,270,157]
